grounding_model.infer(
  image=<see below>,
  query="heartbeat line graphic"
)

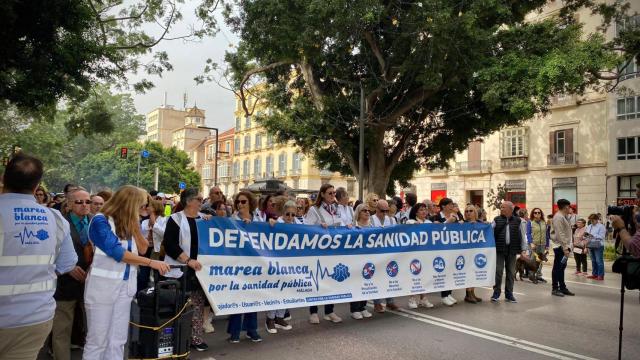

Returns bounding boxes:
[307,260,350,291]
[307,260,332,291]
[14,227,38,245]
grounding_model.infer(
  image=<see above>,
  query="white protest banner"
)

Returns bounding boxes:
[196,218,496,315]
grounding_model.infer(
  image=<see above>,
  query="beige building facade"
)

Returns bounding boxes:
[412,3,639,219]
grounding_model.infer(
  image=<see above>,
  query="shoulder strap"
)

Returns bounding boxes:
[312,206,328,224]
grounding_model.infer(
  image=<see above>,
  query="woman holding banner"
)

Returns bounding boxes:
[350,204,374,319]
[406,203,435,309]
[305,184,344,324]
[83,186,170,360]
[162,188,210,352]
[227,191,262,343]
[463,205,483,303]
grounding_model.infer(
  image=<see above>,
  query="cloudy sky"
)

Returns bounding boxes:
[129,3,239,131]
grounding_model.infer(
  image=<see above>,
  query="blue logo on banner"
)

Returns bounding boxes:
[433,257,446,273]
[178,181,186,190]
[409,259,422,275]
[455,256,465,270]
[386,261,399,277]
[362,262,376,279]
[330,263,350,282]
[474,254,487,268]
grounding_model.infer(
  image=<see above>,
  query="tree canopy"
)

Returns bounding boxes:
[221,0,639,196]
[0,0,219,122]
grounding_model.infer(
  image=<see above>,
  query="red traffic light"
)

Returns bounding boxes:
[120,147,128,159]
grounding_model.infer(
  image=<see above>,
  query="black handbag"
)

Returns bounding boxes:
[612,255,640,290]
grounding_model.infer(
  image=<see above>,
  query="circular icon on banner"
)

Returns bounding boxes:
[409,259,422,275]
[474,254,487,269]
[386,261,399,277]
[362,262,376,280]
[433,257,446,273]
[455,256,465,271]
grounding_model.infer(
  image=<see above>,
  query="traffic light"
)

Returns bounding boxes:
[120,147,128,159]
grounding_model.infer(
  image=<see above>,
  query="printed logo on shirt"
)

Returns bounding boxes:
[14,227,49,245]
[13,207,49,226]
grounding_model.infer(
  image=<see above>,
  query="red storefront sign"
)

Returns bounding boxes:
[617,198,637,206]
[431,190,447,204]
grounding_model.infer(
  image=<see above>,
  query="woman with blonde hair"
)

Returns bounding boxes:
[83,186,169,360]
[349,204,374,319]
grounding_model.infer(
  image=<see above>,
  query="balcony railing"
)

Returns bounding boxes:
[219,175,231,183]
[547,152,579,166]
[242,174,249,180]
[232,174,240,181]
[320,169,333,177]
[455,160,492,173]
[276,170,287,178]
[426,167,448,175]
[500,157,528,170]
[290,168,302,176]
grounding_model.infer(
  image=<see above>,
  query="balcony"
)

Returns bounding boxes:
[455,160,492,174]
[549,94,578,109]
[425,167,449,176]
[276,170,287,178]
[320,169,333,177]
[219,175,231,183]
[500,157,528,171]
[547,152,579,167]
[290,168,302,176]
[241,174,250,181]
[253,173,263,181]
[232,174,240,182]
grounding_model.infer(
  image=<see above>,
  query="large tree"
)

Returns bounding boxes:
[0,0,219,122]
[220,0,638,196]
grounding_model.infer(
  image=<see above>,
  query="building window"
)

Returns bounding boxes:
[202,165,211,180]
[225,141,231,153]
[235,117,241,131]
[549,129,573,155]
[245,116,251,130]
[619,59,638,81]
[255,134,262,150]
[233,161,239,177]
[278,152,287,176]
[254,157,262,177]
[617,96,639,120]
[266,133,274,147]
[500,127,528,158]
[292,152,302,172]
[243,159,250,176]
[616,15,640,37]
[618,175,640,198]
[617,137,640,160]
[234,138,240,154]
[266,155,273,177]
[244,135,251,152]
[552,177,577,214]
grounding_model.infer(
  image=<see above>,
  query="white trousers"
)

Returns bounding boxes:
[82,280,132,360]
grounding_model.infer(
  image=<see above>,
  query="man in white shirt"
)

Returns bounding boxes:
[370,200,399,312]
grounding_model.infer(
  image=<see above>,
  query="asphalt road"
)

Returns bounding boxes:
[43,264,640,360]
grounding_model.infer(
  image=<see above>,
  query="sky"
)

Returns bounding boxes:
[129,2,239,132]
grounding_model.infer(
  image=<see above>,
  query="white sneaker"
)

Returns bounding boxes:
[323,312,342,323]
[309,313,320,324]
[442,296,455,306]
[351,311,363,320]
[447,295,458,304]
[408,297,418,309]
[203,321,215,334]
[361,309,373,318]
[419,298,434,308]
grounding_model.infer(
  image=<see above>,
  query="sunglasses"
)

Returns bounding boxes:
[74,200,92,205]
[212,191,221,195]
[237,199,248,205]
[373,198,379,202]
[379,209,389,213]
[533,211,541,215]
[465,210,475,213]
[284,212,296,217]
[326,191,336,195]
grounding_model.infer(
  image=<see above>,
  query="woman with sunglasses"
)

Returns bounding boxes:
[227,191,262,343]
[35,185,49,205]
[526,208,549,283]
[83,186,170,360]
[406,203,436,309]
[463,205,483,303]
[348,204,374,319]
[162,188,211,352]
[365,193,379,215]
[304,184,345,324]
[263,200,298,333]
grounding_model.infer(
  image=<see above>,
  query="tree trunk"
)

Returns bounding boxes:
[364,127,392,197]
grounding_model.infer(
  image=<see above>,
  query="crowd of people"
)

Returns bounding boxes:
[2,153,640,360]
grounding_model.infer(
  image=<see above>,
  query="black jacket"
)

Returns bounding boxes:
[493,215,523,255]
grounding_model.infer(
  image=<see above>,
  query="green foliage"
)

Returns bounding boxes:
[0,0,219,121]
[219,0,635,196]
[75,141,200,193]
[486,184,508,211]
[1,86,146,190]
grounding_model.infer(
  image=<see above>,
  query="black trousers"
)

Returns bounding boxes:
[350,301,367,312]
[573,252,588,272]
[309,304,334,315]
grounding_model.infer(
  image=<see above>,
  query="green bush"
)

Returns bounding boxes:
[604,243,618,262]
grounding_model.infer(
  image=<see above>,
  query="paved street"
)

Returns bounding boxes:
[44,263,640,360]
[193,264,640,360]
